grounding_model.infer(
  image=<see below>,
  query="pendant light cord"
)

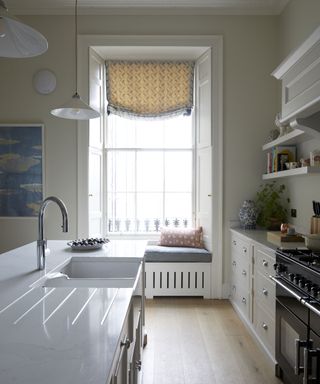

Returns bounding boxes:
[75,0,78,95]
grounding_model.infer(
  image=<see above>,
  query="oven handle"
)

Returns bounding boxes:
[269,275,304,301]
[301,299,320,317]
[270,275,320,317]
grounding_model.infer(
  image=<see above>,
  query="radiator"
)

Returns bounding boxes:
[145,262,211,298]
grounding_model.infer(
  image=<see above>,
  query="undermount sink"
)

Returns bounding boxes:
[32,257,142,288]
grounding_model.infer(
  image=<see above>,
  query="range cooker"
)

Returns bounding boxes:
[271,248,320,384]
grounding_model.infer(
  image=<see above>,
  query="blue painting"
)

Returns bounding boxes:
[0,124,43,217]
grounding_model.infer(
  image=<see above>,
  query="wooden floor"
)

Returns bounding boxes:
[142,298,282,384]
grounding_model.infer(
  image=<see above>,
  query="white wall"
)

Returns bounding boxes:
[0,13,278,293]
[277,1,320,233]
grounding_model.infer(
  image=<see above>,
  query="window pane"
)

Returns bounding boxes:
[137,192,163,221]
[164,115,192,148]
[106,113,193,234]
[165,151,192,192]
[107,151,135,192]
[136,120,164,148]
[107,192,135,231]
[107,115,136,148]
[137,151,163,192]
[165,193,192,220]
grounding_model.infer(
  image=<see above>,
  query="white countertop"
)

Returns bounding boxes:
[0,240,146,384]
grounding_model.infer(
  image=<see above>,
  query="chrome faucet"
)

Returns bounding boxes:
[37,196,69,270]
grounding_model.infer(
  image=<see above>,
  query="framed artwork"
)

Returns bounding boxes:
[0,124,44,217]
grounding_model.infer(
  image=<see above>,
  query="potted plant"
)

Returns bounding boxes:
[255,181,289,230]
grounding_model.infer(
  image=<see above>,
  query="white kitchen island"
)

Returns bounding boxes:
[0,240,146,384]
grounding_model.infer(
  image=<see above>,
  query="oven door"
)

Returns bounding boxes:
[305,301,320,383]
[276,299,309,384]
[273,276,310,384]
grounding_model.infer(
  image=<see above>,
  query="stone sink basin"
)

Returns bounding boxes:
[32,257,142,288]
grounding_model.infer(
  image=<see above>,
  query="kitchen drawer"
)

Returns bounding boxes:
[254,245,275,280]
[230,283,250,320]
[231,233,251,258]
[255,302,275,358]
[232,256,250,292]
[254,272,275,316]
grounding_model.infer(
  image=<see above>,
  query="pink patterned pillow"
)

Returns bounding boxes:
[158,227,204,248]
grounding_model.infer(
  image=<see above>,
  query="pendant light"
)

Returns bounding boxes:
[51,0,100,120]
[0,0,48,58]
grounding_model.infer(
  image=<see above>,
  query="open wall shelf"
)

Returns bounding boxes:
[262,166,320,180]
[262,129,308,151]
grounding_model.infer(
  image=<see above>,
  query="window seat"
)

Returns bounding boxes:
[144,241,212,298]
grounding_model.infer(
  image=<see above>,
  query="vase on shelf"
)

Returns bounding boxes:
[239,200,257,229]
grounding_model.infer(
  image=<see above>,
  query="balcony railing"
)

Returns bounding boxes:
[107,217,192,233]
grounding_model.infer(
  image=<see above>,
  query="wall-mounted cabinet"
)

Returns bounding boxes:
[263,25,320,180]
[272,26,320,124]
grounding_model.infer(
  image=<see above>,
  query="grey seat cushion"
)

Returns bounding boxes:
[144,243,212,263]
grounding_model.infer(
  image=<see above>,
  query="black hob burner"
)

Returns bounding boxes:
[277,248,320,273]
[275,248,320,302]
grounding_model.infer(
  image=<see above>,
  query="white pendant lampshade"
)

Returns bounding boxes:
[0,0,48,58]
[50,0,100,121]
[51,92,100,120]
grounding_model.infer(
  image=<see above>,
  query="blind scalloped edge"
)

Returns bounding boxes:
[106,60,195,119]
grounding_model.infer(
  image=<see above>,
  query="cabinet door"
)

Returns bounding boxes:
[113,337,129,384]
[130,313,142,384]
[230,232,252,322]
[253,244,276,359]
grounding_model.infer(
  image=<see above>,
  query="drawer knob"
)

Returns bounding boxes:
[262,260,268,267]
[242,297,247,304]
[232,260,237,266]
[233,240,237,245]
[243,247,247,253]
[242,270,247,276]
[262,322,268,330]
[262,288,268,296]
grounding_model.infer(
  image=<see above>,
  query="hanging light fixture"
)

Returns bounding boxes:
[0,0,48,58]
[51,0,100,120]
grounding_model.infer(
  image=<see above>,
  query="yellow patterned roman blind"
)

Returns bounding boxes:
[106,60,195,119]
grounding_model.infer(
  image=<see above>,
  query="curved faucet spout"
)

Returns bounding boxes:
[37,196,69,270]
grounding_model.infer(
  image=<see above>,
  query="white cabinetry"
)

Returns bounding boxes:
[109,268,144,384]
[253,244,276,358]
[230,230,276,363]
[230,233,252,323]
[272,26,320,124]
[263,26,320,180]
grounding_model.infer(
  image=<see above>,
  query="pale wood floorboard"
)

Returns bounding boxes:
[142,298,282,384]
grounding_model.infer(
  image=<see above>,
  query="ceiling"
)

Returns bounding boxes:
[8,0,290,15]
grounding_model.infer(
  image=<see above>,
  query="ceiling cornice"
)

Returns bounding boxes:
[10,2,290,16]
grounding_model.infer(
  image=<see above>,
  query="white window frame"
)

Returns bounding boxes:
[77,35,223,298]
